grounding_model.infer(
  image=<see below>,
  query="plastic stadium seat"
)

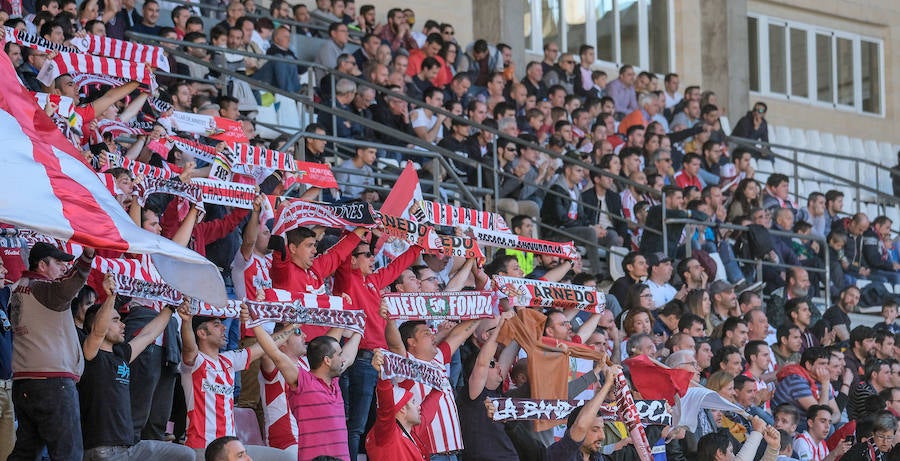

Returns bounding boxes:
[878,168,892,192]
[275,94,301,130]
[820,132,837,155]
[789,128,807,149]
[877,142,895,165]
[833,158,855,182]
[849,137,866,157]
[235,407,265,446]
[756,158,774,174]
[767,124,778,144]
[835,135,851,156]
[608,246,629,281]
[255,102,281,140]
[864,140,880,160]
[775,126,792,146]
[805,130,823,152]
[719,116,732,135]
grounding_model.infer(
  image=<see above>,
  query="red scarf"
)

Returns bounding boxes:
[776,363,819,400]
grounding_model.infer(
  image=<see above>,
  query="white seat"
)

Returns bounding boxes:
[835,135,851,156]
[820,132,837,155]
[767,124,777,144]
[849,137,866,157]
[789,128,808,149]
[254,99,281,140]
[756,158,774,174]
[877,142,895,165]
[864,140,880,159]
[860,163,878,187]
[775,126,792,147]
[608,246,629,281]
[719,116,732,135]
[878,168,893,192]
[805,130,823,152]
[275,94,301,129]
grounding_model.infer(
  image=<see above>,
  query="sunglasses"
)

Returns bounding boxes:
[293,328,302,335]
[755,107,766,114]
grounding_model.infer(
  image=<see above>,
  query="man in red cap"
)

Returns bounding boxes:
[367,349,442,461]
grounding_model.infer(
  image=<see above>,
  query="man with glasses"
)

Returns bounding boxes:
[541,42,560,76]
[334,239,424,460]
[543,54,576,95]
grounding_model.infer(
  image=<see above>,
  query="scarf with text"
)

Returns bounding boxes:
[4,26,77,53]
[70,33,170,72]
[231,143,297,171]
[191,178,256,209]
[189,299,242,318]
[273,199,377,235]
[381,291,498,320]
[92,255,183,304]
[464,226,579,260]
[378,213,443,253]
[245,299,364,334]
[614,368,652,461]
[378,349,448,390]
[97,119,152,138]
[420,200,509,232]
[134,176,205,218]
[488,398,671,426]
[169,136,224,165]
[493,275,604,312]
[430,232,484,260]
[105,152,176,180]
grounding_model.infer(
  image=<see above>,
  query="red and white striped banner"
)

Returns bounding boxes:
[614,369,652,461]
[106,153,176,180]
[420,200,509,232]
[40,52,153,88]
[70,34,170,73]
[231,143,296,171]
[0,49,227,305]
[169,136,223,165]
[71,72,128,88]
[191,178,256,209]
[92,255,183,304]
[97,173,122,196]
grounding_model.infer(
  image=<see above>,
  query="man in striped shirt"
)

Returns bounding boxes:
[386,318,481,460]
[178,313,294,461]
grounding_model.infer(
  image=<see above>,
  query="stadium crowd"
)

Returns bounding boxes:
[1,0,900,461]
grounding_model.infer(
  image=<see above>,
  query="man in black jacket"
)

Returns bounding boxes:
[641,185,708,258]
[581,168,626,248]
[541,153,605,271]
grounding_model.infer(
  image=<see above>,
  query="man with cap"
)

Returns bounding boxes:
[645,252,677,308]
[367,349,442,461]
[8,242,94,461]
[709,280,739,329]
[177,308,295,461]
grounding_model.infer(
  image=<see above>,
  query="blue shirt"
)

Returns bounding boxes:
[0,286,12,379]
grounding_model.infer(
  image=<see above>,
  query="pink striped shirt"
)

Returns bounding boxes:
[180,349,250,449]
[288,367,349,461]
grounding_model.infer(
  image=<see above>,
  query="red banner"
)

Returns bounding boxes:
[294,161,339,189]
[209,117,249,144]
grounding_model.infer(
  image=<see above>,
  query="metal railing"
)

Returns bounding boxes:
[664,217,831,302]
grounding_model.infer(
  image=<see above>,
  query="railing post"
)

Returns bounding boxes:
[855,162,862,213]
[793,148,799,200]
[823,239,831,306]
[492,139,500,214]
[330,73,337,147]
[661,190,668,258]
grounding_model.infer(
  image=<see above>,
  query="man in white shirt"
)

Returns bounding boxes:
[663,73,682,109]
[792,405,850,461]
[645,252,677,309]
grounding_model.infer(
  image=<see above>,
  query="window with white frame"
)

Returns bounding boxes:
[747,14,884,116]
[524,0,674,73]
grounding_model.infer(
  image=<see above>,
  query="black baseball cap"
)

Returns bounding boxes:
[28,242,75,268]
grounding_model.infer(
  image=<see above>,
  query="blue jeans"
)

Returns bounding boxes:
[9,378,82,461]
[431,454,459,461]
[346,350,378,459]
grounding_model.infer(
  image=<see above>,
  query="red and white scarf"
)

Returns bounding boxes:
[420,200,510,232]
[231,143,297,171]
[42,52,153,87]
[70,34,170,72]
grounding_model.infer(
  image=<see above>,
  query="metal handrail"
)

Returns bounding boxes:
[664,217,831,302]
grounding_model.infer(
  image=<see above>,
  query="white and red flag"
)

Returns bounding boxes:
[0,49,228,306]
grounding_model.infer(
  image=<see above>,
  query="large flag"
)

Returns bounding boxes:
[376,162,423,258]
[0,49,228,306]
[623,354,694,405]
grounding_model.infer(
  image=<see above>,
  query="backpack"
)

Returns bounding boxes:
[735,224,774,260]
